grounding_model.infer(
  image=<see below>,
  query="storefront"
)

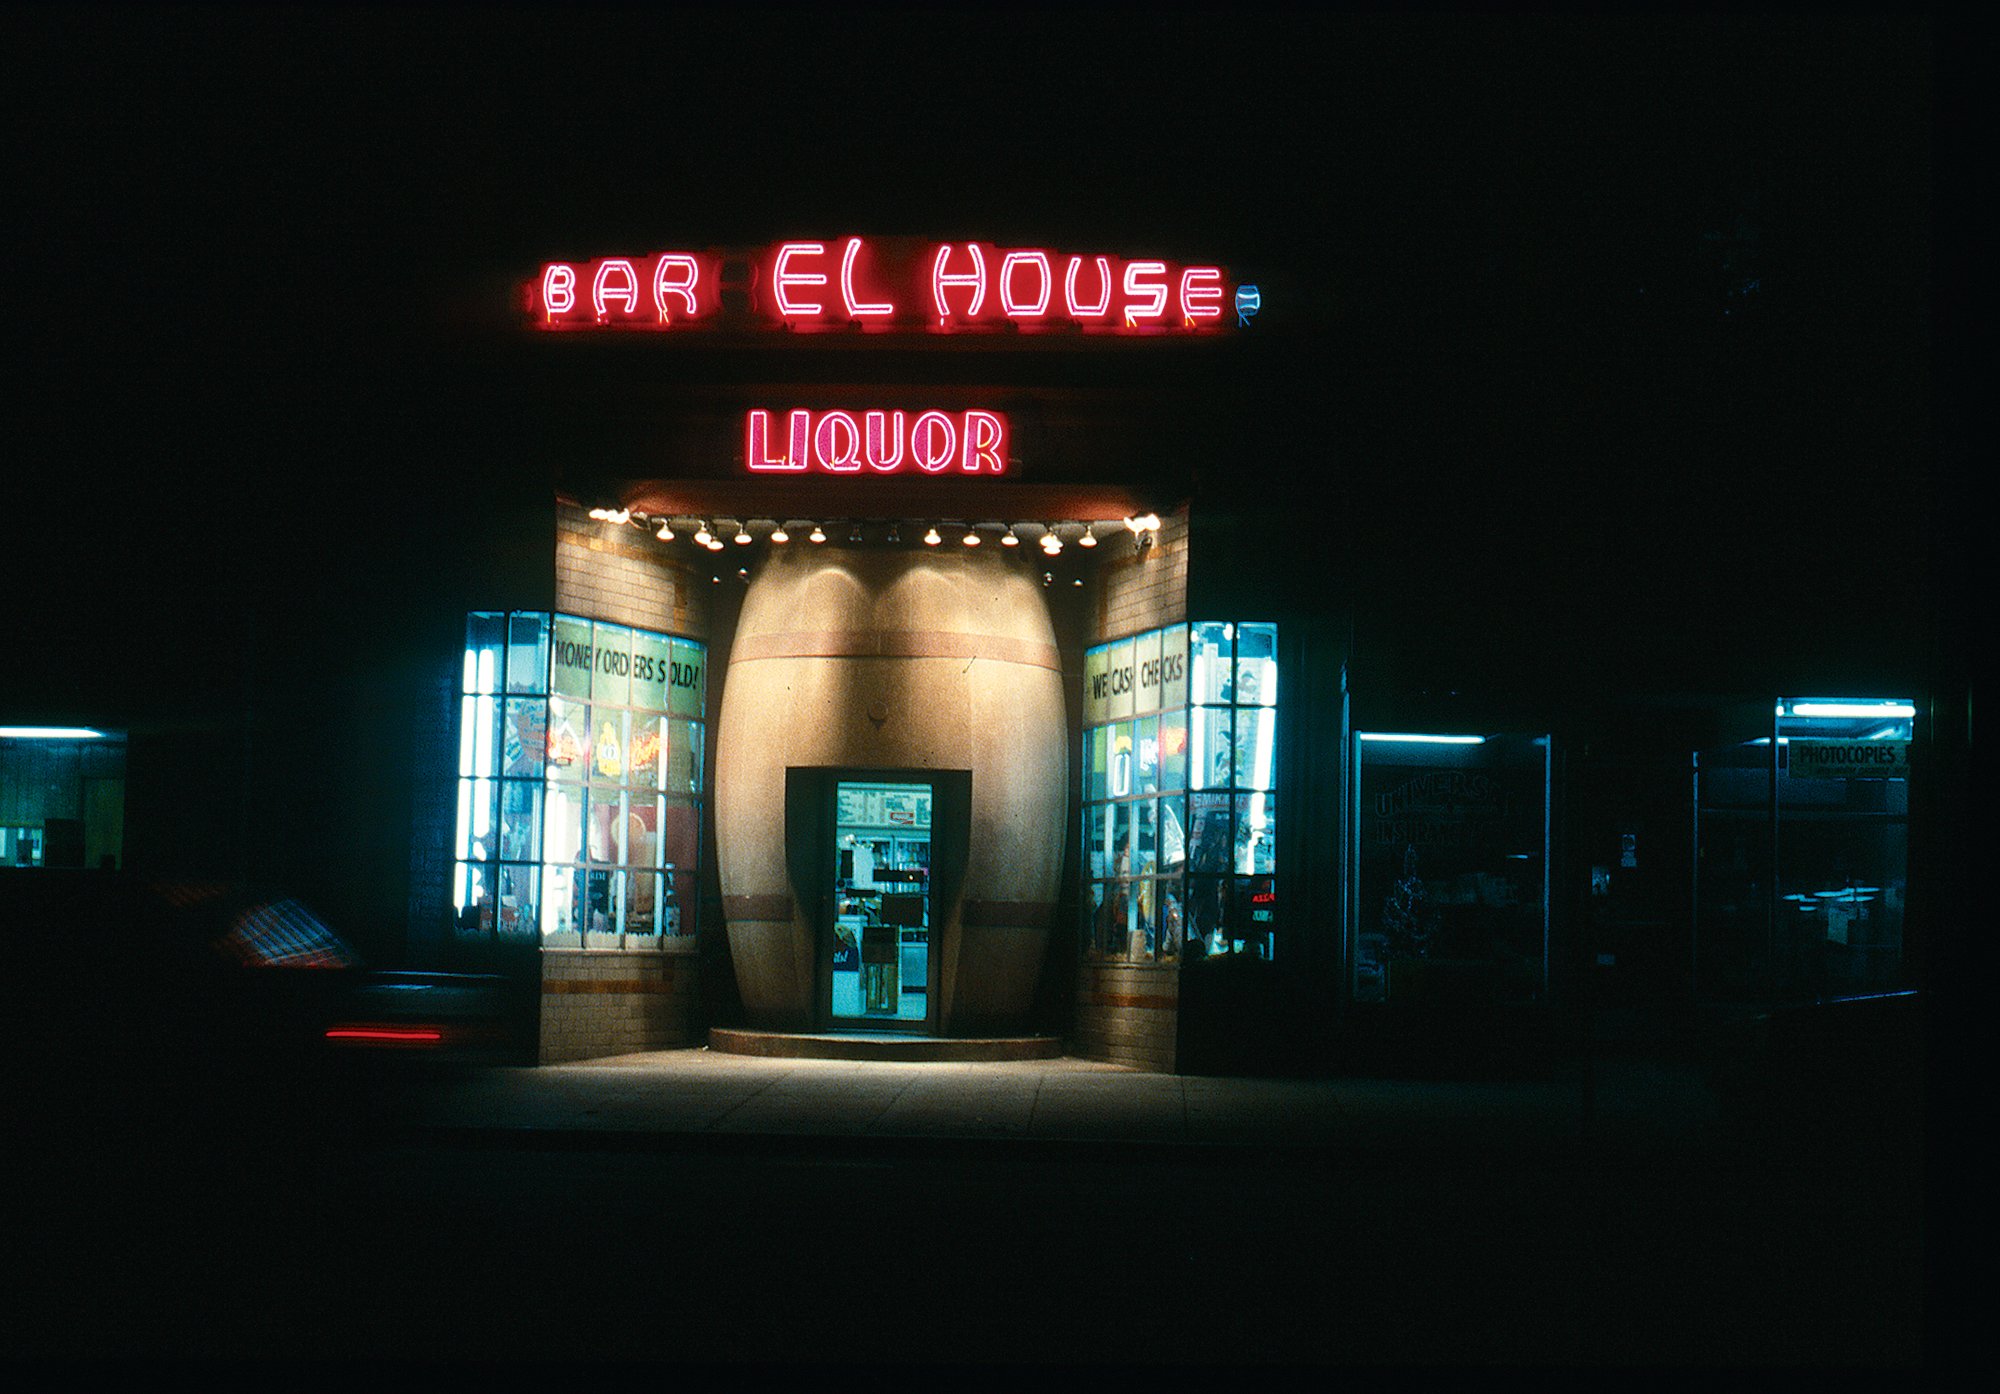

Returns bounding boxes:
[429,233,1927,1071]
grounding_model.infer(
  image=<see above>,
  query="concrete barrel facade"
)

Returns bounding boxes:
[715,546,1067,1032]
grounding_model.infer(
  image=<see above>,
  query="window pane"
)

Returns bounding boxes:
[1084,645,1111,726]
[1132,799,1158,876]
[589,707,629,785]
[1235,622,1277,707]
[456,778,498,862]
[588,789,627,864]
[1113,800,1136,877]
[1107,722,1136,799]
[1159,624,1188,710]
[662,797,699,873]
[1189,792,1230,873]
[1130,879,1157,960]
[662,866,691,937]
[460,696,500,778]
[593,622,632,706]
[1087,726,1109,803]
[669,639,706,718]
[1106,639,1135,720]
[1236,791,1276,875]
[1086,803,1113,880]
[1085,882,1108,956]
[541,864,581,941]
[1191,708,1233,790]
[464,613,504,695]
[631,629,671,711]
[1191,621,1232,704]
[499,780,542,863]
[1131,630,1163,716]
[1135,716,1160,795]
[624,871,663,939]
[498,864,538,940]
[1160,711,1187,792]
[541,783,583,868]
[1186,875,1227,954]
[583,868,619,940]
[1159,795,1187,875]
[505,612,550,695]
[1234,706,1277,790]
[453,860,496,934]
[666,718,703,795]
[503,699,546,778]
[629,715,665,791]
[1238,875,1277,935]
[551,615,594,699]
[1158,881,1185,959]
[627,794,662,869]
[547,695,589,779]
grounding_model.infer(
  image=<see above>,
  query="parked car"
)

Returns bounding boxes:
[5,870,528,1147]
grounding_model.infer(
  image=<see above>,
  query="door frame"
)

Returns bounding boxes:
[787,766,969,1034]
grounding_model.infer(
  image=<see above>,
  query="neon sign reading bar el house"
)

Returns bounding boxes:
[529,236,1239,334]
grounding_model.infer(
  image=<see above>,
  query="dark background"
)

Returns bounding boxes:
[5,10,1955,947]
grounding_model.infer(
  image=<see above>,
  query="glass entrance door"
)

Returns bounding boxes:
[828,780,932,1026]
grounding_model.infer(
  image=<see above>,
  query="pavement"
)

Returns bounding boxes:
[369,1045,1746,1165]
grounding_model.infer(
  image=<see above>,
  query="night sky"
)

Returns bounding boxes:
[7,10,1954,729]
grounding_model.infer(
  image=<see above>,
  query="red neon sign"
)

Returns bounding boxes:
[528,237,1239,336]
[747,409,1008,474]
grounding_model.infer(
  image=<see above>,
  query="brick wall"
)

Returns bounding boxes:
[539,947,702,1062]
[553,502,710,637]
[1093,510,1190,639]
[1071,508,1190,1072]
[1073,961,1180,1073]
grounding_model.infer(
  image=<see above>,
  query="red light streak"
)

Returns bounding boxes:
[324,1026,445,1044]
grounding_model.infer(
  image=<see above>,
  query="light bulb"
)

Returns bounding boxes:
[923,527,942,546]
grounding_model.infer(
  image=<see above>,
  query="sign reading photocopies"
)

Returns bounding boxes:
[1788,741,1910,780]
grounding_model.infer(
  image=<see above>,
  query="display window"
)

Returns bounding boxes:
[454,612,707,949]
[1081,621,1281,963]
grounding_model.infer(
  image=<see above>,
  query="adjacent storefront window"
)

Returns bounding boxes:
[1083,621,1279,962]
[453,612,706,948]
[1350,731,1550,1005]
[1695,697,1912,1003]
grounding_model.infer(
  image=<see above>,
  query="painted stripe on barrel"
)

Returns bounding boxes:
[730,629,1062,672]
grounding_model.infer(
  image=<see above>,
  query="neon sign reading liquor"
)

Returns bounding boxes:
[746,409,1007,473]
[529,236,1239,335]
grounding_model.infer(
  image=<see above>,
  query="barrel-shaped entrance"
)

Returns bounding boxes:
[714,545,1067,1033]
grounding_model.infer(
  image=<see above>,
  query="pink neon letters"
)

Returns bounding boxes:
[532,238,1235,334]
[746,409,1008,474]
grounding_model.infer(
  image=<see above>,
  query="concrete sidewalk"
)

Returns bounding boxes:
[373,1046,1734,1163]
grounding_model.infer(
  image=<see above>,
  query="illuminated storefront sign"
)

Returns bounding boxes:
[746,408,1008,474]
[528,236,1241,335]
